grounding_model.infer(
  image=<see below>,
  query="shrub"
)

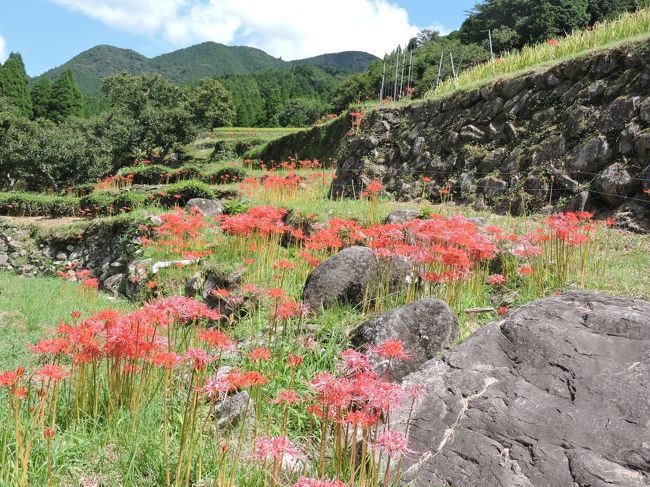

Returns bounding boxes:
[203,166,248,185]
[158,180,216,206]
[0,192,80,217]
[118,164,174,185]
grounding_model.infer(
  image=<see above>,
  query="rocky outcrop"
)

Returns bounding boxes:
[0,219,147,298]
[331,39,650,229]
[394,291,650,487]
[301,246,413,311]
[351,298,459,382]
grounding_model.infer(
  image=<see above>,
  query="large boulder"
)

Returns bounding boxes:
[186,198,224,217]
[566,135,611,176]
[594,163,640,206]
[301,246,413,312]
[396,291,650,487]
[351,298,459,382]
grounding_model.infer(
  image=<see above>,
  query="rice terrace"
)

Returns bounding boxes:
[0,1,650,486]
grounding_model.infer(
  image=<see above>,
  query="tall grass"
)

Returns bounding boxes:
[426,8,650,99]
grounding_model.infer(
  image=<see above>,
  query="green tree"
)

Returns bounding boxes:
[188,78,236,128]
[30,77,53,120]
[101,72,197,167]
[0,53,32,117]
[49,69,83,122]
[221,75,265,126]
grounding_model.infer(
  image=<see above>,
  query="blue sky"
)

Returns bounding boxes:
[0,0,477,76]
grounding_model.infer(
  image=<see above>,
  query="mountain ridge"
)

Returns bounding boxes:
[34,42,379,96]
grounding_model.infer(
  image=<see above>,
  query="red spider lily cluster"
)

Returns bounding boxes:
[94,173,133,191]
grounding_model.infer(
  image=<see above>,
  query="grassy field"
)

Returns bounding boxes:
[185,127,307,161]
[426,8,650,99]
[0,155,648,486]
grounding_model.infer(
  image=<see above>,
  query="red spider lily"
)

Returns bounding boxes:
[43,427,56,439]
[35,364,70,383]
[309,373,353,410]
[341,349,371,373]
[226,370,268,389]
[518,265,534,276]
[362,179,383,198]
[210,288,231,298]
[370,340,411,361]
[203,376,230,398]
[547,38,559,46]
[0,370,21,388]
[249,347,272,362]
[199,330,232,350]
[341,410,379,427]
[273,259,296,271]
[486,274,506,285]
[293,478,346,487]
[288,354,303,368]
[498,306,508,316]
[184,348,214,371]
[273,300,306,320]
[272,389,301,405]
[267,288,287,300]
[299,251,321,267]
[151,351,180,369]
[421,176,432,183]
[374,430,412,458]
[30,338,69,356]
[254,435,304,464]
[71,310,81,320]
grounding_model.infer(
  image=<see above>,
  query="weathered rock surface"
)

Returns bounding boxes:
[385,210,420,224]
[396,291,650,487]
[186,198,224,217]
[595,163,640,206]
[330,39,650,225]
[301,246,413,311]
[351,298,459,382]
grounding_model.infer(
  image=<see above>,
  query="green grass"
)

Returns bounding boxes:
[0,273,133,370]
[426,8,650,99]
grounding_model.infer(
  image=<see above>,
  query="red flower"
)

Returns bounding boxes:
[498,306,508,316]
[547,38,559,46]
[370,339,411,361]
[249,347,271,362]
[518,265,534,276]
[273,389,301,405]
[486,274,506,285]
[288,354,303,368]
[374,430,412,458]
[36,364,70,383]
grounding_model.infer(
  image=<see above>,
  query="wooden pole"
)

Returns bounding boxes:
[436,51,444,87]
[393,46,400,101]
[379,57,386,103]
[406,49,413,96]
[450,52,458,88]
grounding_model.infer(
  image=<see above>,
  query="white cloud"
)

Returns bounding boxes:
[0,35,7,63]
[51,0,420,59]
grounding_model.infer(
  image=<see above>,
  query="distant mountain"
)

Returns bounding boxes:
[291,51,379,73]
[34,43,377,96]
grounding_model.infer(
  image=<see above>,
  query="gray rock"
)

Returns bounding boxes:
[619,123,641,155]
[595,163,640,206]
[567,135,611,175]
[478,148,507,174]
[184,273,202,297]
[551,170,580,193]
[301,246,413,311]
[103,273,124,296]
[638,97,650,123]
[634,132,650,159]
[612,201,650,234]
[563,191,590,212]
[530,136,565,166]
[385,210,420,225]
[215,391,251,428]
[598,96,639,133]
[477,176,507,198]
[460,125,485,142]
[523,175,549,205]
[186,198,223,218]
[351,298,459,382]
[397,291,650,487]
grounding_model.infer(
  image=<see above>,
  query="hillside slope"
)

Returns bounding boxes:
[35,43,376,95]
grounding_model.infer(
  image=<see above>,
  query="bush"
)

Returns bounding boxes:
[0,192,80,218]
[118,164,174,185]
[202,166,247,185]
[158,180,216,206]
